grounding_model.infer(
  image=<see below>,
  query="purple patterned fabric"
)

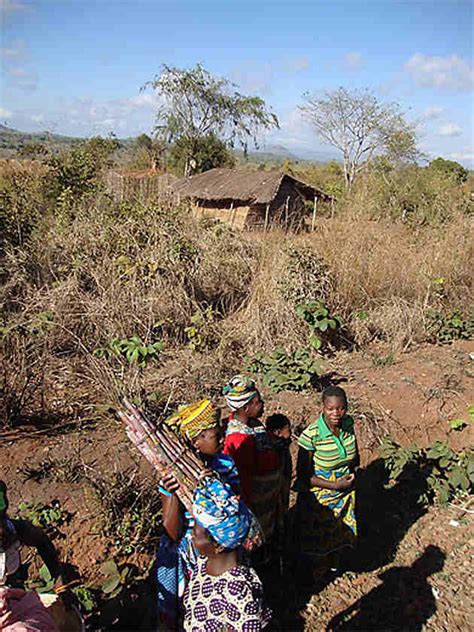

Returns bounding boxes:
[183,556,271,631]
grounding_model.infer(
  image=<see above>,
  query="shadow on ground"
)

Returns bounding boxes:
[266,457,434,631]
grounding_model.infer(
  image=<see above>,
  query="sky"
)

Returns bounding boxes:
[1,0,473,165]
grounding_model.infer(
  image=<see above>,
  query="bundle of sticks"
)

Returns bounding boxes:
[117,398,204,511]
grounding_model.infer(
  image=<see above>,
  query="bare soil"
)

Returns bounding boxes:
[1,340,473,630]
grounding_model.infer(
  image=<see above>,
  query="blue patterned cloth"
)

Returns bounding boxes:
[156,487,197,628]
[208,452,240,492]
[193,477,252,550]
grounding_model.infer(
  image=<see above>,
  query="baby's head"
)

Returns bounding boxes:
[265,413,291,440]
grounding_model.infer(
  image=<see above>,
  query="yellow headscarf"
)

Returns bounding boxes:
[165,399,221,440]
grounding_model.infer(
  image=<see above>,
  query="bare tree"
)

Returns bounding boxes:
[299,87,419,189]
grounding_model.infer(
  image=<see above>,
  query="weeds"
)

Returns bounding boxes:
[94,335,165,368]
[380,436,474,505]
[18,500,69,530]
[87,468,161,554]
[449,404,474,431]
[427,309,474,343]
[248,347,323,392]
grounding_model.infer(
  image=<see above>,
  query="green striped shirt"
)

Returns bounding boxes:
[297,414,358,471]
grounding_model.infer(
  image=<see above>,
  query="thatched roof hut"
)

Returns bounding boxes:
[173,168,331,230]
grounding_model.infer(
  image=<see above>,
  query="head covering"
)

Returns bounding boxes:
[164,399,220,440]
[193,477,262,550]
[222,375,258,412]
[0,491,6,512]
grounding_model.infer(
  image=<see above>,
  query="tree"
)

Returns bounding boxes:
[169,133,235,175]
[428,157,468,184]
[143,63,279,176]
[299,87,419,189]
[133,133,165,171]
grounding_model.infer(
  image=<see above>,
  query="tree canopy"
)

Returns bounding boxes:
[143,63,279,175]
[428,157,469,184]
[299,87,419,189]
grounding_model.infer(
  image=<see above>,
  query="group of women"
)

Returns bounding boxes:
[0,375,359,632]
[156,375,359,631]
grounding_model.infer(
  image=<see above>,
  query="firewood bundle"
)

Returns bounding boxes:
[117,398,204,511]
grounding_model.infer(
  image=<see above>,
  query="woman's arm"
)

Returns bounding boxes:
[296,447,314,488]
[15,520,62,581]
[160,473,181,542]
[310,473,355,491]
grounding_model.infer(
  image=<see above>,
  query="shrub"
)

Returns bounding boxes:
[427,309,474,343]
[248,347,323,392]
[295,300,343,351]
[380,436,474,505]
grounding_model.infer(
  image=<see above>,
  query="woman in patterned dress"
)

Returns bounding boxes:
[183,478,271,632]
[296,386,359,577]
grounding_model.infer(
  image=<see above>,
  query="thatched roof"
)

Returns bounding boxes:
[173,168,330,204]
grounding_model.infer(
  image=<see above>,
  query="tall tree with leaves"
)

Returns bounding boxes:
[299,87,419,189]
[143,63,279,176]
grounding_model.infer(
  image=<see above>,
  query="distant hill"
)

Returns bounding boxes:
[0,125,340,165]
[0,124,81,157]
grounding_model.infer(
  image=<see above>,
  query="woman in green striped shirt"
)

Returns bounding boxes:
[296,386,359,576]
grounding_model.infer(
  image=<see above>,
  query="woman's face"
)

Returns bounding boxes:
[322,396,347,426]
[245,391,264,419]
[192,523,218,557]
[192,427,223,456]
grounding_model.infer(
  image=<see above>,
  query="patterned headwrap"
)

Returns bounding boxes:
[193,477,262,550]
[165,399,220,440]
[222,375,258,412]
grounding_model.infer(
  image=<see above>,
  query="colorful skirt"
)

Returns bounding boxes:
[251,468,283,540]
[156,532,196,629]
[297,466,357,559]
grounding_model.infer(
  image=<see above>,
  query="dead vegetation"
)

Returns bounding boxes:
[0,169,472,428]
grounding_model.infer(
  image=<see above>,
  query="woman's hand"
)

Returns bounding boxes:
[161,472,180,493]
[334,473,355,491]
[198,468,214,480]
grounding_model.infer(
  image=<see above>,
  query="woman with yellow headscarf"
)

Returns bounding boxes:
[157,399,241,630]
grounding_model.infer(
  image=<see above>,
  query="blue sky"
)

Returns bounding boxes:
[1,0,473,165]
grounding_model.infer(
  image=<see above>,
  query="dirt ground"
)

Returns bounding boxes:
[1,339,473,630]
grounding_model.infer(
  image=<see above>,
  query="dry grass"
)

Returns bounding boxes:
[1,188,473,426]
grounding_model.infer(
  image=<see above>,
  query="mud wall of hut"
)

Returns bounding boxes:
[190,199,252,229]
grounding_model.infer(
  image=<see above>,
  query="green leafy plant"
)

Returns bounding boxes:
[72,585,95,612]
[295,300,342,351]
[184,307,218,351]
[18,500,68,529]
[248,347,323,392]
[97,559,131,600]
[380,436,474,505]
[26,564,55,594]
[449,404,474,431]
[427,309,474,343]
[94,335,164,368]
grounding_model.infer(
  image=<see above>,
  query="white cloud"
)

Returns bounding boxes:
[344,52,364,71]
[283,56,310,73]
[448,151,474,163]
[31,113,44,123]
[423,106,445,119]
[0,38,26,59]
[0,107,13,119]
[404,53,474,92]
[7,66,29,77]
[0,0,29,13]
[230,61,274,95]
[437,123,463,137]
